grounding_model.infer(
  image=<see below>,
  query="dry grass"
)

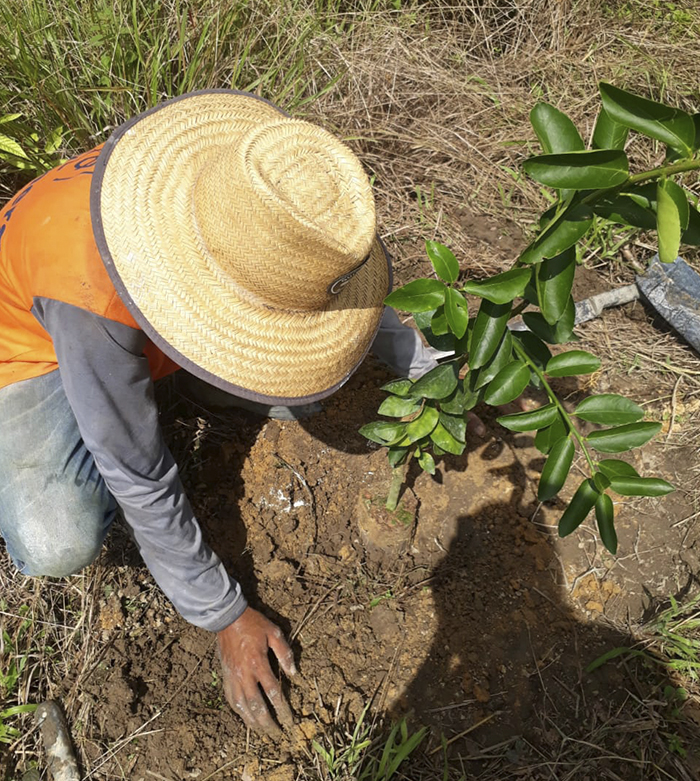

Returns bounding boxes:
[4,1,700,779]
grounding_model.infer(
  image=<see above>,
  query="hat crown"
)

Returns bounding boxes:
[193,119,376,311]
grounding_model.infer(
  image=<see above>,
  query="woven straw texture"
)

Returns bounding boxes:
[94,92,390,401]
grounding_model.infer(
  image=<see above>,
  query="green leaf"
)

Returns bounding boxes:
[536,248,575,325]
[418,451,436,474]
[497,403,559,432]
[483,361,531,406]
[597,459,640,479]
[523,150,629,190]
[609,476,675,497]
[378,395,422,418]
[431,306,449,336]
[593,195,656,230]
[512,331,552,369]
[658,179,688,263]
[385,279,447,312]
[625,182,657,210]
[592,107,630,150]
[438,411,466,443]
[546,350,601,377]
[388,447,410,466]
[523,297,577,345]
[595,493,617,554]
[461,268,531,304]
[574,394,644,425]
[593,471,611,492]
[531,102,584,154]
[586,421,662,453]
[538,437,575,501]
[410,362,459,400]
[474,330,514,390]
[405,406,439,442]
[0,133,28,159]
[426,241,459,283]
[430,421,465,455]
[381,378,413,397]
[469,300,511,369]
[559,478,599,537]
[535,415,569,454]
[520,207,593,265]
[360,421,407,445]
[444,287,469,338]
[439,379,480,415]
[599,82,695,156]
[0,113,23,125]
[413,309,456,352]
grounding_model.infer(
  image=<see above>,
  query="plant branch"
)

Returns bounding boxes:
[512,340,597,473]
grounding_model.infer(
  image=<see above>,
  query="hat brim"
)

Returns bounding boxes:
[90,90,391,405]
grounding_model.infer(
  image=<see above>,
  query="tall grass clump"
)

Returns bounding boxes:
[0,0,399,181]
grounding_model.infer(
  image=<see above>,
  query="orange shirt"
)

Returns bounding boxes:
[0,146,178,389]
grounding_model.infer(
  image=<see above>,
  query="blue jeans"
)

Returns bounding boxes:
[0,370,116,576]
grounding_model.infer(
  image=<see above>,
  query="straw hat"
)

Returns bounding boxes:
[90,89,391,404]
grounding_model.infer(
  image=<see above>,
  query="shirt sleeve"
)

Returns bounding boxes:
[32,297,247,632]
[371,307,441,378]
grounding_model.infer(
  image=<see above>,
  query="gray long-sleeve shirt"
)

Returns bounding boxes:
[32,298,437,632]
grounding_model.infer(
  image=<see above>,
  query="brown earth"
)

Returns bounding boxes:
[60,229,700,779]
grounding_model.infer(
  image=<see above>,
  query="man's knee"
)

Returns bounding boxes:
[3,487,114,578]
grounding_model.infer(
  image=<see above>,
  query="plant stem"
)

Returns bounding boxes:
[386,460,409,512]
[512,340,597,473]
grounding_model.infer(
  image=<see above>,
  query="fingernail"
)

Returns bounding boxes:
[290,662,298,676]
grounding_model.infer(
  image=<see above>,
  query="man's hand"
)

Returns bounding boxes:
[218,607,296,736]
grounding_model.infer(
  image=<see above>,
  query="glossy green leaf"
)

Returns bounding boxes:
[592,107,629,150]
[413,309,457,353]
[461,268,531,304]
[440,379,480,415]
[574,394,644,425]
[625,182,657,210]
[599,82,695,156]
[546,350,601,377]
[559,478,599,537]
[483,361,531,406]
[593,195,656,230]
[523,150,629,190]
[522,296,576,344]
[497,403,559,432]
[385,279,447,312]
[586,421,662,453]
[474,330,514,389]
[534,415,568,454]
[658,179,688,263]
[593,471,611,492]
[531,102,584,153]
[538,436,574,501]
[431,306,449,336]
[378,395,422,418]
[405,406,439,442]
[430,422,465,455]
[418,450,436,475]
[359,421,407,445]
[380,378,413,397]
[426,241,459,283]
[469,300,511,369]
[536,248,575,325]
[444,287,469,339]
[597,459,640,479]
[388,447,410,467]
[438,411,467,443]
[595,493,617,554]
[512,331,552,369]
[410,362,459,400]
[520,206,593,265]
[609,476,675,497]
